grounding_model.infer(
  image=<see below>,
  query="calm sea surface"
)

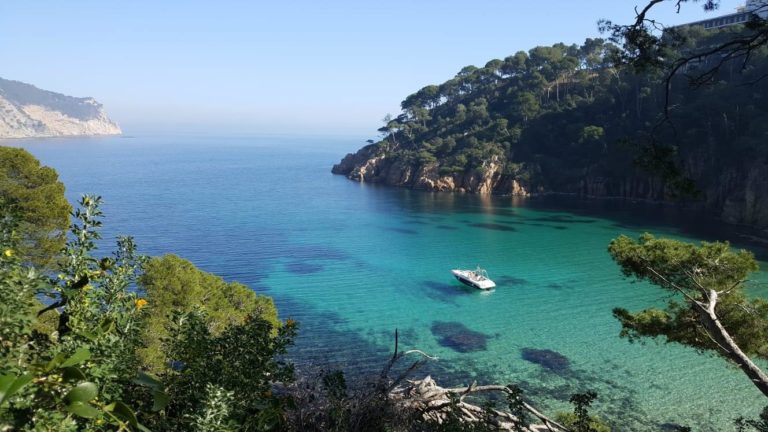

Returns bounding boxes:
[11,135,768,430]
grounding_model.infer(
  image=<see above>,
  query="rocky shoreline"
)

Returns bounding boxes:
[332,144,530,196]
[332,145,768,232]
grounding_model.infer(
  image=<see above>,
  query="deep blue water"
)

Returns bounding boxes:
[10,135,768,430]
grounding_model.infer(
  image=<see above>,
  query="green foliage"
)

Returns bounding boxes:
[286,367,408,432]
[0,146,71,268]
[505,384,529,432]
[137,254,279,371]
[555,391,610,432]
[189,384,239,432]
[320,370,349,431]
[608,233,768,358]
[736,406,768,432]
[353,28,768,200]
[150,309,296,432]
[0,155,296,430]
[0,214,38,369]
[555,412,611,432]
[0,195,151,431]
[578,125,605,144]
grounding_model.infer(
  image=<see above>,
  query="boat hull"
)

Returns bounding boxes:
[451,269,496,290]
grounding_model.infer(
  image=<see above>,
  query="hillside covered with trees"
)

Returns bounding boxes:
[333,26,768,229]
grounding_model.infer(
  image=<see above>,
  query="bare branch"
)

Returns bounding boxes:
[388,365,570,430]
[716,278,745,296]
[646,266,703,304]
[633,0,667,29]
[438,384,569,430]
[379,330,441,396]
[402,349,439,360]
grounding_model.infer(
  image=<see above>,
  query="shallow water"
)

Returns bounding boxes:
[12,135,768,430]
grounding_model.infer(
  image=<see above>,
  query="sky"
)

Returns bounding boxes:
[0,0,746,136]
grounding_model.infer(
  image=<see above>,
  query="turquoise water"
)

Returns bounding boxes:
[12,135,768,430]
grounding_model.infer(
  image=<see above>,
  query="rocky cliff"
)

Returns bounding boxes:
[332,145,530,196]
[0,77,121,139]
[330,30,768,231]
[332,146,768,231]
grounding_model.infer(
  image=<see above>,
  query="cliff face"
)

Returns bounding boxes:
[332,147,768,231]
[0,77,121,139]
[714,162,768,228]
[332,145,530,196]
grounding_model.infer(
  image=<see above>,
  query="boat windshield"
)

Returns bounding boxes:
[473,266,489,279]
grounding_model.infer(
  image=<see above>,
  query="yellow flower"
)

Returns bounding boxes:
[135,298,148,310]
[3,249,12,257]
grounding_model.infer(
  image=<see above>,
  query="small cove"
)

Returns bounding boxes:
[13,134,768,431]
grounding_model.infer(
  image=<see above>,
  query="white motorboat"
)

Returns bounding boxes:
[451,266,496,290]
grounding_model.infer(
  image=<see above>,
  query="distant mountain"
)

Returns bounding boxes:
[0,77,121,139]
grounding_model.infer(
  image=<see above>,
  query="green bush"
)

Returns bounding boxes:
[138,254,279,371]
[0,196,156,431]
[0,147,71,269]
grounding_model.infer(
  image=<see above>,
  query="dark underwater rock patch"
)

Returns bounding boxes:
[424,281,466,297]
[420,281,466,305]
[431,321,489,353]
[386,227,419,235]
[490,209,519,217]
[521,348,571,374]
[469,223,517,232]
[404,219,429,225]
[287,245,349,261]
[285,261,324,275]
[659,423,688,431]
[529,215,596,224]
[494,219,525,225]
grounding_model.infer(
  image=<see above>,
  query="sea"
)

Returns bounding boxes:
[10,134,768,431]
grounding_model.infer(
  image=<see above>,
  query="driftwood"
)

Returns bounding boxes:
[389,376,569,432]
[381,330,569,432]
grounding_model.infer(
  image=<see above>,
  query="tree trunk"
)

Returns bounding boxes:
[698,290,768,397]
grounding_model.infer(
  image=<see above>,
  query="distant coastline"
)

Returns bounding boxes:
[0,77,121,139]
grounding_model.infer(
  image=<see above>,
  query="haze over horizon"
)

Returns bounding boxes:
[0,0,744,137]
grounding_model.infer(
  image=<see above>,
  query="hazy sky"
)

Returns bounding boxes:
[0,0,745,136]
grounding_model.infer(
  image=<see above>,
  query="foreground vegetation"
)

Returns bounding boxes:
[0,148,295,430]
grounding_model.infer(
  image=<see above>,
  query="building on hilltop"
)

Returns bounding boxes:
[675,0,767,30]
[665,0,768,74]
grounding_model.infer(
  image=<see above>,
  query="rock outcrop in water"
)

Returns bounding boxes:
[520,348,571,375]
[430,321,490,352]
[332,144,529,195]
[0,77,121,139]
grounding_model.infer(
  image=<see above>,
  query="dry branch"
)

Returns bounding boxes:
[380,330,571,431]
[390,376,570,432]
